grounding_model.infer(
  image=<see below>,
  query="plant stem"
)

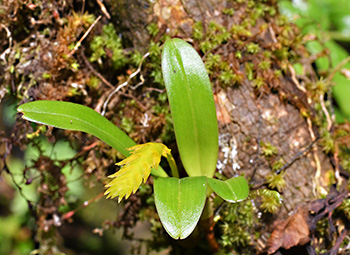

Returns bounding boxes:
[166,154,179,178]
[201,198,214,220]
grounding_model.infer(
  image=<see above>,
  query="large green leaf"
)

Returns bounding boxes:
[207,176,249,203]
[17,100,168,177]
[161,38,218,177]
[154,176,207,239]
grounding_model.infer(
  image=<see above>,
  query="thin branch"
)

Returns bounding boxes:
[0,24,13,65]
[68,15,102,57]
[306,118,323,196]
[326,56,350,83]
[96,0,111,19]
[275,137,319,175]
[145,87,165,93]
[320,95,332,132]
[81,0,85,14]
[251,107,262,181]
[288,64,307,94]
[101,52,150,116]
[327,229,348,255]
[80,51,114,89]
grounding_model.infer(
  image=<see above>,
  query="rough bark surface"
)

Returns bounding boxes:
[114,0,335,249]
[1,0,345,254]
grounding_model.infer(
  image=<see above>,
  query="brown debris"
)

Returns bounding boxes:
[266,189,349,254]
[266,207,310,254]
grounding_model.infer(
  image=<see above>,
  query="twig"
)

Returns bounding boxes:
[145,87,165,93]
[80,51,114,89]
[119,92,148,112]
[0,24,13,65]
[96,0,111,19]
[251,107,262,181]
[326,56,350,83]
[62,192,104,220]
[275,136,319,175]
[101,52,150,116]
[288,64,307,94]
[311,191,348,225]
[320,95,332,132]
[81,0,85,14]
[319,92,341,185]
[306,118,323,196]
[328,229,348,255]
[68,15,102,57]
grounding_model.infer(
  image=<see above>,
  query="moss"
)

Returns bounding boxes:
[89,23,128,70]
[222,8,235,16]
[258,189,283,214]
[260,141,278,157]
[266,173,286,192]
[192,21,204,41]
[147,23,160,37]
[320,130,335,154]
[217,200,255,253]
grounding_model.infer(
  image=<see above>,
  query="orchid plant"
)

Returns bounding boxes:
[18,38,249,239]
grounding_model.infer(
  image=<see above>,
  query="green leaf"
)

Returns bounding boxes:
[207,176,249,203]
[154,176,207,239]
[105,143,172,202]
[162,38,218,178]
[17,100,168,177]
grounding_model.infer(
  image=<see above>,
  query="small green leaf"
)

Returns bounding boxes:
[154,176,207,239]
[207,176,249,203]
[162,38,218,178]
[17,100,168,177]
[105,143,172,202]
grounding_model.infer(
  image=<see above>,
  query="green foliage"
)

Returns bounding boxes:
[266,173,286,192]
[86,75,100,89]
[219,69,236,86]
[147,23,159,37]
[339,198,350,220]
[18,38,249,241]
[246,43,260,54]
[260,141,278,157]
[198,21,232,53]
[18,101,133,156]
[245,62,254,80]
[148,41,164,85]
[252,76,266,90]
[259,189,282,213]
[279,0,350,121]
[120,117,134,133]
[222,8,235,16]
[154,176,208,239]
[258,60,272,70]
[17,100,168,177]
[208,177,249,202]
[205,53,222,74]
[162,38,219,177]
[89,23,127,69]
[192,21,204,41]
[271,158,284,171]
[219,200,254,249]
[320,130,335,154]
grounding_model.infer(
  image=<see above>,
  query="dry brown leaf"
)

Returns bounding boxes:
[266,208,310,254]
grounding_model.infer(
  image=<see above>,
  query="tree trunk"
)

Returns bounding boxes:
[1,0,345,254]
